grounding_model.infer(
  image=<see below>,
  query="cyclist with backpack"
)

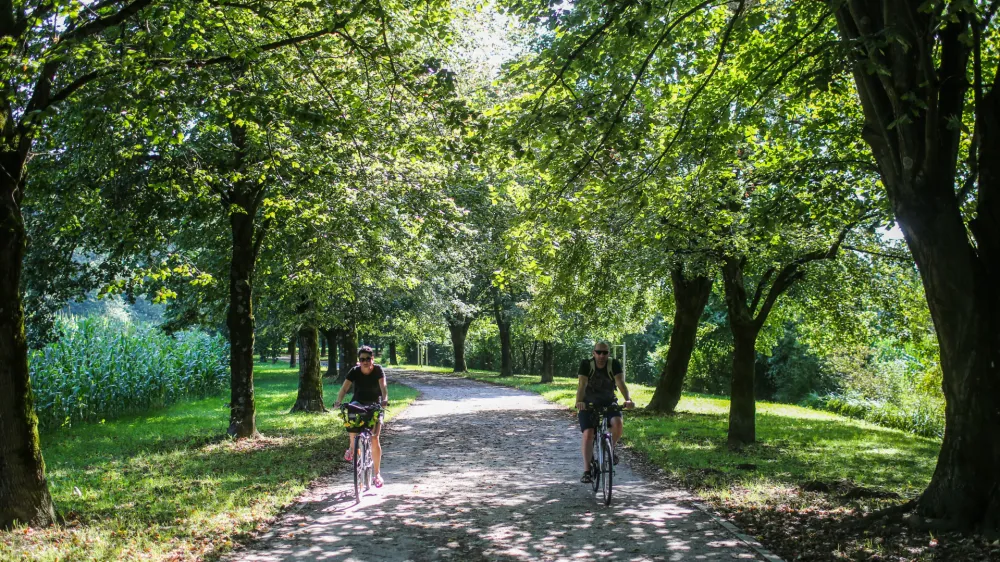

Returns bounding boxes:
[575,341,634,483]
[333,345,389,488]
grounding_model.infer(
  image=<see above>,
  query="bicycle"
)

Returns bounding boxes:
[340,402,384,502]
[586,402,621,506]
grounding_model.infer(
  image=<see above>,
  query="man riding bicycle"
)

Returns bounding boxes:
[333,345,389,488]
[575,341,634,483]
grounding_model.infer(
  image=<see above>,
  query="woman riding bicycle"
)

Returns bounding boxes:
[333,345,389,488]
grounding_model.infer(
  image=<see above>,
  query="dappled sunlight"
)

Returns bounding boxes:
[448,370,940,498]
[232,371,761,561]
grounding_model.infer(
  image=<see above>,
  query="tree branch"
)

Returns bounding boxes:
[843,244,912,262]
[632,0,746,189]
[60,0,155,45]
[529,1,637,119]
[47,69,102,107]
[752,225,852,329]
[564,0,717,187]
[153,28,346,68]
[749,267,775,315]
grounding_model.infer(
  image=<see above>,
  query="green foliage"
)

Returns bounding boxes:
[28,316,228,429]
[1,363,417,561]
[764,326,839,404]
[815,395,944,439]
[813,340,945,438]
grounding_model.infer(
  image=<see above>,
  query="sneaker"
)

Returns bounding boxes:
[374,473,384,488]
[580,471,593,483]
[343,448,353,462]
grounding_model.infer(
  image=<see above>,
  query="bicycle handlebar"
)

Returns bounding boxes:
[584,402,622,413]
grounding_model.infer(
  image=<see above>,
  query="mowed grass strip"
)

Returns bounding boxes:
[406,365,940,502]
[0,362,417,562]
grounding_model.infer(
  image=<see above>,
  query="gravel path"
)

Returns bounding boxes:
[230,370,769,561]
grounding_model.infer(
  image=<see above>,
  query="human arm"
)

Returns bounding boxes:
[576,375,589,411]
[379,376,389,406]
[614,373,634,409]
[333,380,352,408]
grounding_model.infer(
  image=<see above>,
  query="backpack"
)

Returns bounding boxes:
[587,357,619,383]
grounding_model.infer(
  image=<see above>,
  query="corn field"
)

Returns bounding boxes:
[28,316,229,429]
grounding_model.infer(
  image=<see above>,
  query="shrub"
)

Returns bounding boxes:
[28,316,229,429]
[765,328,840,403]
[815,394,944,438]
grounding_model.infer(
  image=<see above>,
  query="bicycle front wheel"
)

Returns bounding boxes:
[362,436,373,491]
[601,435,613,505]
[353,436,364,502]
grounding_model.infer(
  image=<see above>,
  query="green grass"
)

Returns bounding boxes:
[0,362,417,562]
[426,365,941,505]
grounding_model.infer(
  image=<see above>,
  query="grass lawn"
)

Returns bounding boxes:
[402,364,983,561]
[0,362,417,562]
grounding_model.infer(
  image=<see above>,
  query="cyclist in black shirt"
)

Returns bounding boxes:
[334,345,389,487]
[575,341,634,483]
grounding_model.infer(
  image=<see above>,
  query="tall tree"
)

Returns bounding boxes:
[0,0,177,530]
[827,1,1000,529]
[647,266,713,413]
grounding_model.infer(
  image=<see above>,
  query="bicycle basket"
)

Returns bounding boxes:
[341,404,377,432]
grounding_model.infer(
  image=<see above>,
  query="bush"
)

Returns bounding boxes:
[815,394,944,438]
[765,327,840,403]
[29,316,229,429]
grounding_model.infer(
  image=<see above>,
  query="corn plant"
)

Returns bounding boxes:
[28,316,229,429]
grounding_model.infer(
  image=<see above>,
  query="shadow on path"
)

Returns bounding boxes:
[230,371,765,562]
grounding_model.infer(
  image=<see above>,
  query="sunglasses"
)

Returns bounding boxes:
[359,356,373,362]
[593,350,609,355]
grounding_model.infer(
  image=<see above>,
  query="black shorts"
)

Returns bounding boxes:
[578,407,622,432]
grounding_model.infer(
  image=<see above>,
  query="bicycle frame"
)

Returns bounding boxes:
[587,403,619,506]
[341,403,383,502]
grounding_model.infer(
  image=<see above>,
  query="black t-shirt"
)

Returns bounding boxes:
[578,358,623,403]
[346,364,385,404]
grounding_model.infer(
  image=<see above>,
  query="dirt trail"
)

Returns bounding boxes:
[230,370,772,561]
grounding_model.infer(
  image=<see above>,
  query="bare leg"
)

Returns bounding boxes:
[582,428,595,471]
[347,432,356,458]
[610,417,623,448]
[372,423,383,476]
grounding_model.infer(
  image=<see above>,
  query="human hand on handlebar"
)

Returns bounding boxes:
[624,399,635,409]
[576,401,586,411]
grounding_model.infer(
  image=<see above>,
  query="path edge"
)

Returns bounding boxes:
[401,368,786,562]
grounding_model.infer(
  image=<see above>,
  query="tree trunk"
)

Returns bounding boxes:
[321,328,340,378]
[720,257,774,449]
[497,318,512,376]
[721,257,759,449]
[389,339,398,365]
[447,316,473,372]
[288,334,296,368]
[540,341,555,383]
[648,267,713,413]
[530,341,539,375]
[832,3,1000,530]
[0,156,58,530]
[727,325,759,448]
[290,326,325,412]
[320,334,326,358]
[227,210,259,439]
[338,326,357,382]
